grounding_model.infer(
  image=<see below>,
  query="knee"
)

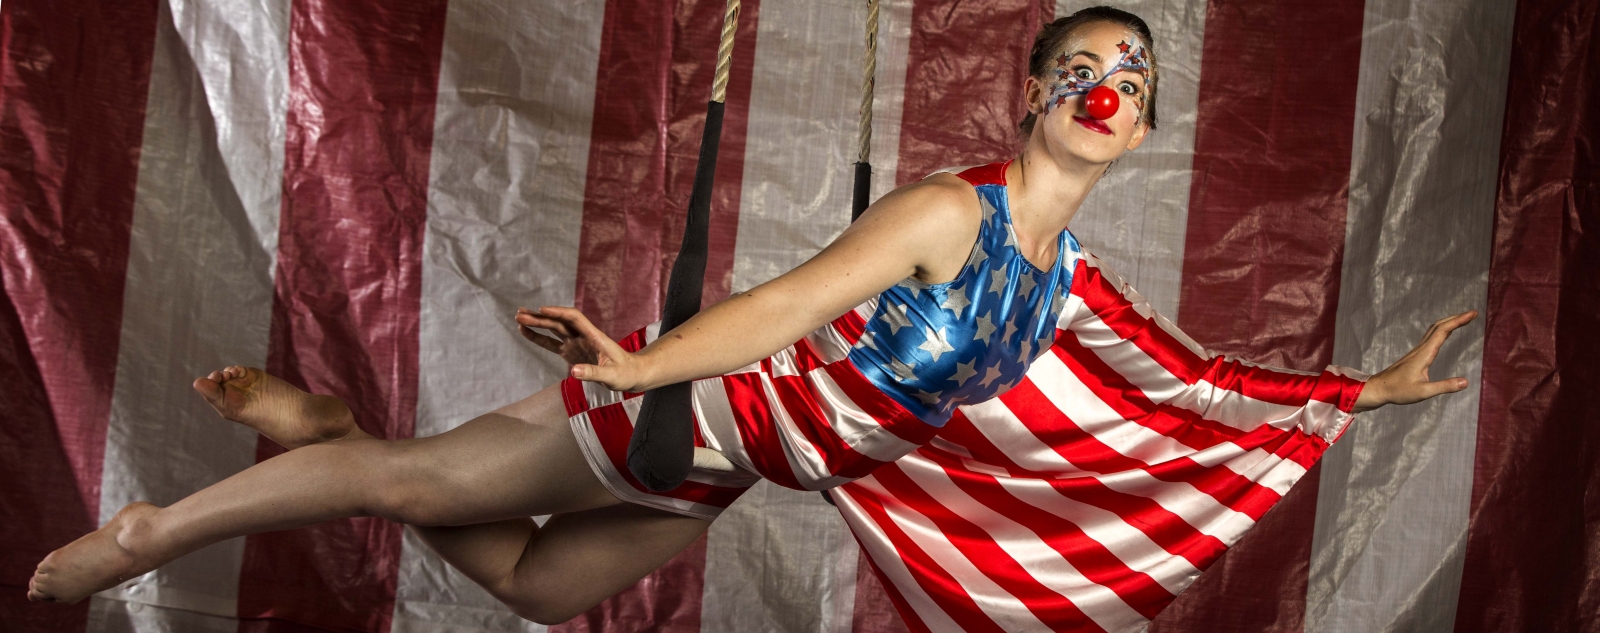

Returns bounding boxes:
[353,444,454,527]
[494,574,595,625]
[505,597,588,626]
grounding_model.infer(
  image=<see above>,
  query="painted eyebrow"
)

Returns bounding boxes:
[1065,50,1102,63]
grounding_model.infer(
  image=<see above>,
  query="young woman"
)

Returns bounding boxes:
[30,7,1474,627]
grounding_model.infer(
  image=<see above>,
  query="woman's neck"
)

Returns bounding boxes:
[1004,137,1105,263]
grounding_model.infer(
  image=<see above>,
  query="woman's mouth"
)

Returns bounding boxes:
[1073,116,1113,135]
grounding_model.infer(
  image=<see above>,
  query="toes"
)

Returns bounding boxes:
[193,378,224,404]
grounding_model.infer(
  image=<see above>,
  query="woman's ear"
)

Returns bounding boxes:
[1022,76,1046,115]
[1125,119,1150,151]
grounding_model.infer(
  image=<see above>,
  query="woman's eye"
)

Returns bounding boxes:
[1074,67,1094,80]
[1119,82,1138,95]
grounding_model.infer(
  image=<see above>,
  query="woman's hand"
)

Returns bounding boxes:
[516,307,653,392]
[1353,310,1477,414]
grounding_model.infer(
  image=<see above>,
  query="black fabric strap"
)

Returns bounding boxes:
[852,161,872,221]
[626,101,725,492]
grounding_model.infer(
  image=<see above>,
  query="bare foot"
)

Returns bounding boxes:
[193,366,365,449]
[29,502,160,604]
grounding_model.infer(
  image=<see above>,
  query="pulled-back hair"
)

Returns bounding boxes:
[1019,6,1160,137]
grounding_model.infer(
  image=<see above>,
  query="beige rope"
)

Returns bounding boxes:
[859,0,879,163]
[711,0,742,103]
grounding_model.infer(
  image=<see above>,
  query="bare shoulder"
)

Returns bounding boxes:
[840,172,982,283]
[856,172,980,237]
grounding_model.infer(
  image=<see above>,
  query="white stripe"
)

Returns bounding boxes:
[93,0,290,620]
[899,459,1150,631]
[981,465,1202,595]
[832,484,965,633]
[963,398,1256,540]
[851,475,1054,632]
[759,372,854,489]
[1027,353,1198,464]
[808,366,918,462]
[1305,0,1513,629]
[394,0,604,628]
[1070,307,1353,438]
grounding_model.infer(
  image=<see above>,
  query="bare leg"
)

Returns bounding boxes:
[180,368,712,623]
[29,370,618,604]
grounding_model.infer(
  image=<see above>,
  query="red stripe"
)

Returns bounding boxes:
[895,0,1055,186]
[573,0,761,339]
[720,372,805,490]
[1152,0,1366,629]
[871,465,1106,631]
[237,2,446,630]
[585,404,746,508]
[1052,331,1250,451]
[954,162,1009,187]
[830,308,868,344]
[931,459,1177,620]
[842,478,1009,633]
[933,414,1228,570]
[766,371,884,481]
[1001,377,1154,474]
[1454,0,1600,629]
[850,543,918,633]
[1077,259,1352,409]
[821,361,938,445]
[0,0,157,626]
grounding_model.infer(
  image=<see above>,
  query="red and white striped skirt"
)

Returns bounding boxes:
[562,299,942,520]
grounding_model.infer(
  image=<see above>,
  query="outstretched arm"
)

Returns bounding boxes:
[517,174,982,392]
[1064,252,1471,443]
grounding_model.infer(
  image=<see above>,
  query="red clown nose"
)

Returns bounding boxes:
[1085,85,1120,121]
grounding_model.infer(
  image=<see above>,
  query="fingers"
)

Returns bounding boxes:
[1414,310,1479,366]
[519,327,565,355]
[538,306,628,355]
[1423,376,1471,399]
[516,308,576,338]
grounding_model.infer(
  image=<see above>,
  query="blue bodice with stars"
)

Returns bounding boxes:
[847,163,1082,425]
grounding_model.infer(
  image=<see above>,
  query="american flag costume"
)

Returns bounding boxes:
[562,163,1368,632]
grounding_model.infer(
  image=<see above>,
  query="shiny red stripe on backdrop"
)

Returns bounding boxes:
[557,1,761,631]
[1151,0,1366,631]
[1455,0,1600,630]
[573,0,760,341]
[239,1,447,631]
[0,0,158,628]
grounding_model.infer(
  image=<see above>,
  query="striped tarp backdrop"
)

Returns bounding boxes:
[2,0,1595,631]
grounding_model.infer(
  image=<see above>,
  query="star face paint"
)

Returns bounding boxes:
[1044,38,1151,118]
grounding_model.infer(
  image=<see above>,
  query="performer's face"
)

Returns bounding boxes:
[1026,21,1151,165]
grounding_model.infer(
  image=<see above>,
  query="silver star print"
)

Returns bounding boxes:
[914,389,942,406]
[974,314,997,341]
[888,356,917,381]
[1051,290,1068,315]
[880,302,912,335]
[855,330,878,350]
[941,287,972,314]
[989,265,1008,297]
[903,283,922,298]
[918,326,955,362]
[1018,272,1037,298]
[1003,224,1018,249]
[978,365,1005,388]
[1003,319,1019,343]
[951,359,978,386]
